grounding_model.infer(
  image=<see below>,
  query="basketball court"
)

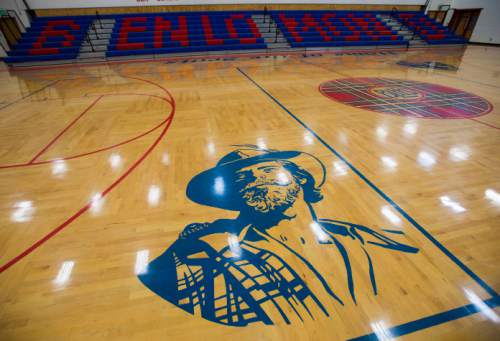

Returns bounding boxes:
[0,43,499,340]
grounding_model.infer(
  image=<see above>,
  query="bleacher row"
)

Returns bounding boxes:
[4,11,466,63]
[273,12,404,48]
[394,12,466,44]
[6,18,92,62]
[108,13,266,57]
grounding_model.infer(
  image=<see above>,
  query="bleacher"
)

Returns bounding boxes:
[4,17,92,63]
[107,12,266,57]
[272,11,406,48]
[393,12,466,44]
[3,10,467,64]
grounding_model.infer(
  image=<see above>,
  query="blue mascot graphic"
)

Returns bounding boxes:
[139,145,419,326]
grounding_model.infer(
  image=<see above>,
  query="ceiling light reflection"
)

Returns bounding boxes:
[370,320,393,341]
[52,159,68,176]
[485,189,500,206]
[256,138,267,150]
[228,234,242,258]
[310,221,330,243]
[161,153,170,166]
[147,185,161,207]
[440,196,466,213]
[11,201,35,222]
[403,122,418,135]
[381,206,402,225]
[135,250,149,275]
[381,156,398,170]
[54,261,75,285]
[463,289,499,323]
[276,171,291,185]
[376,126,388,140]
[338,132,348,144]
[109,153,122,169]
[449,145,470,162]
[214,176,225,196]
[90,193,104,215]
[333,160,349,177]
[417,151,436,170]
[304,132,314,145]
[207,142,216,155]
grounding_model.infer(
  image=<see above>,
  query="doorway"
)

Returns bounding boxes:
[448,8,482,41]
[0,16,22,48]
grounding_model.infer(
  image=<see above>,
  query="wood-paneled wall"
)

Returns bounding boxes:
[35,4,422,16]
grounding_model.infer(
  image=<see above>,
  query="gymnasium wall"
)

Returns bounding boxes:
[0,0,29,27]
[449,0,500,44]
[20,1,425,16]
[427,0,499,44]
[27,0,426,9]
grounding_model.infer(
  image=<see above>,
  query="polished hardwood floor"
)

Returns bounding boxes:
[0,45,499,340]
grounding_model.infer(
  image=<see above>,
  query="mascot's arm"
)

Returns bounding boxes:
[143,226,224,315]
[318,219,418,298]
[179,219,240,240]
[318,218,419,254]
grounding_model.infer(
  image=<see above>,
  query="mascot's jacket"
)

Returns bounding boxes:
[138,218,418,326]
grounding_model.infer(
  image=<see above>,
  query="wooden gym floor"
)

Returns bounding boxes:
[0,45,499,340]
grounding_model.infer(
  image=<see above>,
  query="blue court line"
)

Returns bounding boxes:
[348,295,500,340]
[236,66,498,335]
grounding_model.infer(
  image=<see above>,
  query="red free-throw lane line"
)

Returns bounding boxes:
[28,95,103,164]
[0,93,173,169]
[0,76,176,274]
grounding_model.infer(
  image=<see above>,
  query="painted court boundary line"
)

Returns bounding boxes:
[348,295,500,340]
[236,66,499,338]
[0,93,171,170]
[0,80,59,111]
[468,117,500,131]
[28,95,103,163]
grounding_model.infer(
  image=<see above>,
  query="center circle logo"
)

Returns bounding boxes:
[369,86,424,100]
[319,77,492,119]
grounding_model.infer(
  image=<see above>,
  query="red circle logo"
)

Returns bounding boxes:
[319,78,492,119]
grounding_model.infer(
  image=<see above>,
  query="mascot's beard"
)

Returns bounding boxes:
[240,180,301,213]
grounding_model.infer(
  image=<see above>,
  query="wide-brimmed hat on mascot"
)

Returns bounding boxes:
[186,145,326,211]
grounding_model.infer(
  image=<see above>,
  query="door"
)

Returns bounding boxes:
[0,16,21,48]
[449,9,481,40]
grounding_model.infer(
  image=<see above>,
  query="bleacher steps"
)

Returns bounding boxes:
[377,14,412,41]
[251,14,290,49]
[80,44,108,52]
[78,19,115,59]
[378,14,426,46]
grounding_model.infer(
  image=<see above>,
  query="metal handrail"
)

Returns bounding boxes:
[275,22,279,43]
[388,7,417,48]
[96,10,103,29]
[91,21,100,40]
[86,34,95,52]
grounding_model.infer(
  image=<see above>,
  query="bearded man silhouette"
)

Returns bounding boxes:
[139,146,418,326]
